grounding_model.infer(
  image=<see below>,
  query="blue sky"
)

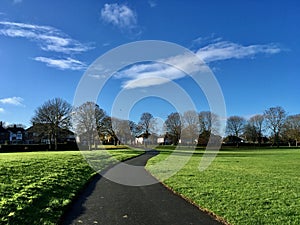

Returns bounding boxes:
[0,0,299,128]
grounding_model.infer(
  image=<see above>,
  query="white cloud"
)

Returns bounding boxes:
[0,97,24,106]
[114,39,281,89]
[0,108,4,113]
[197,41,281,63]
[101,3,137,30]
[120,64,180,89]
[34,57,87,71]
[116,53,208,89]
[0,21,92,54]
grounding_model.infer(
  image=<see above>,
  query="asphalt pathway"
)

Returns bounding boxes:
[60,151,224,225]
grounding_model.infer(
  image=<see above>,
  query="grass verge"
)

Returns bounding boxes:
[146,148,300,225]
[0,148,143,225]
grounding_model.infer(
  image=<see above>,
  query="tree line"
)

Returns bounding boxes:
[2,98,299,149]
[29,98,223,150]
[226,106,300,147]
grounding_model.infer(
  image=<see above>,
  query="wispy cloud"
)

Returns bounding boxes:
[0,21,92,54]
[114,39,281,89]
[101,3,140,35]
[13,0,23,4]
[102,42,110,47]
[88,74,106,79]
[0,21,92,70]
[0,108,4,113]
[196,41,281,63]
[0,97,24,106]
[148,1,157,8]
[191,35,222,49]
[116,53,208,89]
[118,63,180,89]
[34,57,87,71]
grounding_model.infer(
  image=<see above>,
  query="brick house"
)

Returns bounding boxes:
[25,123,75,144]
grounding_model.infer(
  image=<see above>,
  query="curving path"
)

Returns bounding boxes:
[60,151,224,225]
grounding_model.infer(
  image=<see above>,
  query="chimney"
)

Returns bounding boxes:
[0,121,2,127]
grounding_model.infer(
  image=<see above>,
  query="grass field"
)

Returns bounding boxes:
[0,148,143,225]
[146,148,300,225]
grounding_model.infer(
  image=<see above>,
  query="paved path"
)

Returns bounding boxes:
[60,151,224,225]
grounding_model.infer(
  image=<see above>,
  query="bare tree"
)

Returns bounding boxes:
[226,116,246,147]
[199,111,220,135]
[128,120,140,143]
[99,116,118,145]
[73,102,106,150]
[31,98,72,150]
[181,110,199,144]
[282,114,300,147]
[264,106,287,147]
[248,114,265,146]
[195,111,221,145]
[226,116,246,137]
[164,112,182,145]
[138,112,155,139]
[243,123,258,143]
[111,118,133,145]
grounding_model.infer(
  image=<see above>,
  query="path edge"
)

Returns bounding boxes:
[144,155,231,225]
[57,149,146,225]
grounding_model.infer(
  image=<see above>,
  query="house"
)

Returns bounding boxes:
[0,122,9,144]
[157,137,164,144]
[26,123,75,144]
[6,125,25,144]
[223,135,246,145]
[157,133,174,145]
[135,133,161,145]
[26,123,51,144]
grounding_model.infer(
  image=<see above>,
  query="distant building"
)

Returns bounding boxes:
[0,122,9,144]
[135,133,162,145]
[157,137,164,144]
[25,123,49,144]
[6,125,26,144]
[223,135,246,144]
[25,123,75,144]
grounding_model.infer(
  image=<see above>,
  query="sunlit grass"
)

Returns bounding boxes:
[146,148,300,225]
[0,148,143,225]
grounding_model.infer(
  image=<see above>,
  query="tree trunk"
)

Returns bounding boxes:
[54,135,58,151]
[258,134,262,147]
[53,125,58,151]
[275,132,280,148]
[48,132,52,150]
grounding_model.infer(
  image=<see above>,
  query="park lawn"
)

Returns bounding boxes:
[0,148,143,225]
[146,148,300,225]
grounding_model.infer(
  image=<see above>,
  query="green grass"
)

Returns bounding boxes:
[0,148,143,225]
[146,148,300,225]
